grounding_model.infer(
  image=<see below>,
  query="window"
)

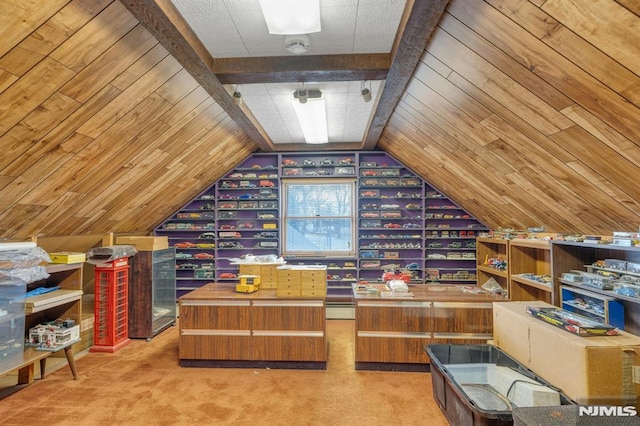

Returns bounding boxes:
[282,179,356,256]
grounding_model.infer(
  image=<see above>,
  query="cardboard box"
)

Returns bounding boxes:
[48,251,86,264]
[493,301,640,405]
[115,236,168,251]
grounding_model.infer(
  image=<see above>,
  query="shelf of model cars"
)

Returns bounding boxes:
[560,285,625,329]
[510,273,553,292]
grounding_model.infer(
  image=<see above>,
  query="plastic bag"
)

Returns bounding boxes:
[0,246,51,269]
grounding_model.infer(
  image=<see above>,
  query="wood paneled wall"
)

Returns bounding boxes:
[381,0,640,234]
[0,0,256,239]
[0,0,638,238]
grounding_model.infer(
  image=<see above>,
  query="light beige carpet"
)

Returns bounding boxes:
[0,320,448,425]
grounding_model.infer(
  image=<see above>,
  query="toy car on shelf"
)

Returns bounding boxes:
[302,159,315,166]
[259,180,275,187]
[198,232,216,239]
[175,241,197,249]
[193,253,214,259]
[177,263,199,269]
[195,243,215,249]
[219,273,237,279]
[383,223,402,228]
[282,159,297,166]
[320,158,334,165]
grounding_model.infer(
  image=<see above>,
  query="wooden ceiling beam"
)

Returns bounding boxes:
[119,0,274,151]
[362,0,451,149]
[212,54,390,84]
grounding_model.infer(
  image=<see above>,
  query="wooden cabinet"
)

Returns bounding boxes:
[475,238,509,294]
[128,248,177,340]
[551,241,640,334]
[354,285,502,370]
[508,239,553,303]
[179,284,326,368]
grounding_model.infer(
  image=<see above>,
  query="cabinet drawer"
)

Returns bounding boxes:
[276,288,301,297]
[301,281,326,290]
[301,288,327,297]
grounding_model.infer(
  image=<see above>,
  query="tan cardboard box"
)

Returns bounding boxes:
[493,301,640,406]
[115,236,168,251]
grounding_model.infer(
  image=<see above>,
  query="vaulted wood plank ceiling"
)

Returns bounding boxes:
[0,0,638,240]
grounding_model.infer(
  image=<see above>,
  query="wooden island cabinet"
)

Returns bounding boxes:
[179,284,326,369]
[354,284,505,370]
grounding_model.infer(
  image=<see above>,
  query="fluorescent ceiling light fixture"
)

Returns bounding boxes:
[259,0,321,35]
[292,95,328,144]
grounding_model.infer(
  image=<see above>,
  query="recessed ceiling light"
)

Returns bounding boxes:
[259,0,321,35]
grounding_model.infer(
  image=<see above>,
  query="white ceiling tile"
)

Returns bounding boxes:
[171,0,405,144]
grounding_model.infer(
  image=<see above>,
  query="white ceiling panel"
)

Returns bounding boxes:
[171,0,403,144]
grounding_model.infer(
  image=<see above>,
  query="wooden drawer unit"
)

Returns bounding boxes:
[252,300,326,361]
[353,284,504,369]
[355,300,432,364]
[238,264,280,289]
[179,284,327,368]
[179,299,251,360]
[430,301,493,345]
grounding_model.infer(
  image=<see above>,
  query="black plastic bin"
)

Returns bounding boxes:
[425,344,575,426]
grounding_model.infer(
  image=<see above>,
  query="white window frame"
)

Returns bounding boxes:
[281,178,356,257]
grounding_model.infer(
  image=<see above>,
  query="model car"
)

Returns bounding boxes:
[200,194,215,200]
[360,212,379,218]
[282,159,297,166]
[318,170,332,176]
[380,204,400,209]
[259,180,275,187]
[193,252,214,259]
[284,169,300,176]
[402,223,420,228]
[219,224,235,230]
[383,223,402,229]
[243,173,257,178]
[174,241,196,248]
[229,173,243,178]
[237,222,255,229]
[218,241,240,248]
[405,262,420,270]
[219,202,237,209]
[339,158,354,164]
[195,243,215,249]
[177,263,199,269]
[361,170,378,176]
[258,213,276,219]
[320,158,334,165]
[238,193,254,199]
[360,191,378,197]
[175,252,193,259]
[219,273,237,279]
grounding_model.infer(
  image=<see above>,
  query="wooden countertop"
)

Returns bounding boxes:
[353,283,506,302]
[179,283,324,301]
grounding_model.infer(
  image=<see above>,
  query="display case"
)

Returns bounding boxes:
[560,285,624,329]
[0,280,26,373]
[357,152,426,284]
[550,240,640,334]
[475,238,509,295]
[508,239,553,303]
[128,248,177,340]
[155,151,488,301]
